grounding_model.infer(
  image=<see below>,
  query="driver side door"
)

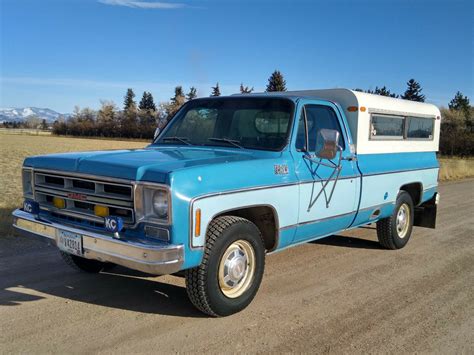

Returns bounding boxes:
[293,100,360,242]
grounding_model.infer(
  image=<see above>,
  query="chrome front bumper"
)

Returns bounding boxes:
[12,209,184,275]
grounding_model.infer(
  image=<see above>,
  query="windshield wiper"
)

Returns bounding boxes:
[208,137,243,149]
[162,136,192,145]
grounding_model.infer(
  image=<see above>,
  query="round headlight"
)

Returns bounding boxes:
[152,190,168,219]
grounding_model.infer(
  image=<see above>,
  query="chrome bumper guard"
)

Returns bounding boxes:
[12,209,184,275]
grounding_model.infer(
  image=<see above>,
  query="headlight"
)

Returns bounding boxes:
[135,184,170,223]
[152,190,168,218]
[22,169,33,197]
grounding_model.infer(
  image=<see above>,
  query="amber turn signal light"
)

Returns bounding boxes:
[195,209,201,237]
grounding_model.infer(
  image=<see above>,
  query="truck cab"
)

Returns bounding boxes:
[13,89,440,316]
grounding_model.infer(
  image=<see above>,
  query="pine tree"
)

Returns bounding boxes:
[366,86,398,98]
[171,86,185,104]
[146,92,156,111]
[266,70,287,92]
[449,91,470,111]
[139,92,156,111]
[240,83,253,94]
[187,87,197,100]
[123,88,136,111]
[211,83,221,97]
[401,79,425,102]
[166,86,186,119]
[449,91,472,133]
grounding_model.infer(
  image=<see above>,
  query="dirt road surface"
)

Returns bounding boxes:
[1,180,473,353]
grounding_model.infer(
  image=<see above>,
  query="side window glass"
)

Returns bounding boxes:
[370,114,404,139]
[406,116,434,139]
[296,105,345,151]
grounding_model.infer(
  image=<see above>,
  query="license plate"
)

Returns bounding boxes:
[57,230,83,257]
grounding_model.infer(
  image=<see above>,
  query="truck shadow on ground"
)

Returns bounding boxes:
[1,211,379,316]
[310,233,382,250]
[0,243,205,318]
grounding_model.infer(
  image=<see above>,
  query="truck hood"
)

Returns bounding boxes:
[23,146,261,183]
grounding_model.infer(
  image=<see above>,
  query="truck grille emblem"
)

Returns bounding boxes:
[67,192,87,201]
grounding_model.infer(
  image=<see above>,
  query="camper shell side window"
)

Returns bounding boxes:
[369,113,435,141]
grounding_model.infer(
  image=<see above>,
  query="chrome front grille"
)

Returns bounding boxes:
[34,172,134,225]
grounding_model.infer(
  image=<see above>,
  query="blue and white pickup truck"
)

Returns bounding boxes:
[13,89,440,316]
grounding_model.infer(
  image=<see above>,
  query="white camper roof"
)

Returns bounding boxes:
[244,89,441,154]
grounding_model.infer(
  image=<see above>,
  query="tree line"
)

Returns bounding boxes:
[4,69,471,155]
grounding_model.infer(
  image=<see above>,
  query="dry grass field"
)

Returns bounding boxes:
[439,157,474,181]
[0,134,146,238]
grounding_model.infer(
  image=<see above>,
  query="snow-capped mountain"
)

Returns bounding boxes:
[0,107,65,123]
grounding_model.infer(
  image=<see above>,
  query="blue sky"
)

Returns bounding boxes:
[1,0,472,113]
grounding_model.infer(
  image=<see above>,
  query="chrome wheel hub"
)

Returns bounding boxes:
[218,240,256,298]
[396,203,410,238]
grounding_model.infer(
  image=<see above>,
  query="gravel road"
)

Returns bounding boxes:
[1,180,473,353]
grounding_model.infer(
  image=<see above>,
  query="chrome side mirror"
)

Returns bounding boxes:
[316,128,340,160]
[153,127,161,140]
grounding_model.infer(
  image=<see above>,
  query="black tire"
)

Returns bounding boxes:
[376,191,414,250]
[185,216,265,317]
[60,251,115,273]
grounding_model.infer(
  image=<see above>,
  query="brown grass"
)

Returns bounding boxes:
[0,134,146,238]
[439,157,474,181]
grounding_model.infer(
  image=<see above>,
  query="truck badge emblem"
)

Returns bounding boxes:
[274,164,289,175]
[67,192,87,201]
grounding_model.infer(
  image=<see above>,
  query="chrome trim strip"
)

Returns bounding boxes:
[279,202,395,231]
[279,211,355,231]
[357,202,395,213]
[12,209,183,275]
[361,166,438,177]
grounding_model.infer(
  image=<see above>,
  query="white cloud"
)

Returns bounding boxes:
[98,0,187,9]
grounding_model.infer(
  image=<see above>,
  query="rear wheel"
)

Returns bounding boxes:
[376,191,414,249]
[60,251,115,273]
[185,216,265,317]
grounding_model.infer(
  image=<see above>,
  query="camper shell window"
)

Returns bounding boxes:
[406,116,434,139]
[370,113,434,141]
[370,114,404,140]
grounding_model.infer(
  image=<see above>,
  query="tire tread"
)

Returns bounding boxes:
[185,216,263,317]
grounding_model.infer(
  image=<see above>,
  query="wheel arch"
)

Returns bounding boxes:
[399,182,423,206]
[211,204,280,252]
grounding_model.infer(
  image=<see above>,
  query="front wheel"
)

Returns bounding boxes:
[185,216,265,317]
[376,191,414,249]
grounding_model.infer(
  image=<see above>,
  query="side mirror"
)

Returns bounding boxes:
[315,128,340,160]
[153,127,161,140]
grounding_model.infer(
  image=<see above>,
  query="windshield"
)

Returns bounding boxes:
[154,97,294,151]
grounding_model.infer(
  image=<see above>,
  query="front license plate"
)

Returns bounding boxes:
[57,230,83,257]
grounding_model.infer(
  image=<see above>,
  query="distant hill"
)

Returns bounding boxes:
[0,107,67,123]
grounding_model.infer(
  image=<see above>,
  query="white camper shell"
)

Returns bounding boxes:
[282,89,441,154]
